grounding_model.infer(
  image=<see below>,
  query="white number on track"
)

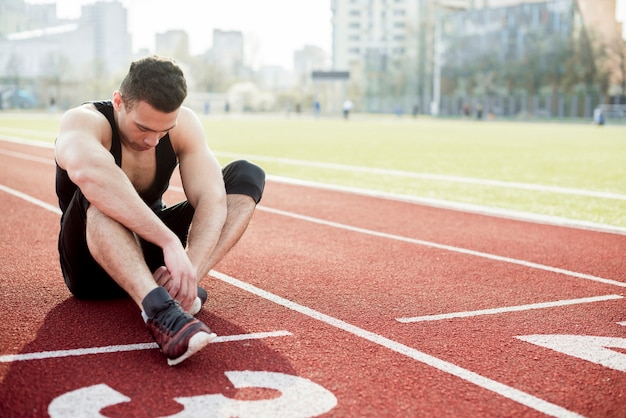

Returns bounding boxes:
[48,370,337,418]
[516,334,626,372]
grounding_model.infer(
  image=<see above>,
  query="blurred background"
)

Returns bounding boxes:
[0,0,625,121]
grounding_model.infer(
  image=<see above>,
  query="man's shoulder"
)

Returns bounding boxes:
[169,106,204,146]
[57,102,112,148]
[64,102,103,118]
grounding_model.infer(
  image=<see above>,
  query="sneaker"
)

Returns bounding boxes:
[189,286,208,316]
[144,288,216,366]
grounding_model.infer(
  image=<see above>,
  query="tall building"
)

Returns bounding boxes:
[0,0,58,36]
[208,29,244,76]
[156,30,190,60]
[0,0,131,90]
[294,44,327,88]
[331,0,423,112]
[80,1,131,77]
[0,0,132,108]
[331,0,421,71]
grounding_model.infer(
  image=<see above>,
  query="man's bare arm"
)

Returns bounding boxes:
[173,108,228,280]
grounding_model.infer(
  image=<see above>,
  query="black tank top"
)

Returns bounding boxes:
[55,100,178,213]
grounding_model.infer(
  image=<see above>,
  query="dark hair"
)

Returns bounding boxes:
[119,55,187,113]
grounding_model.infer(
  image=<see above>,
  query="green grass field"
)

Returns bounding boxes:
[2,112,625,229]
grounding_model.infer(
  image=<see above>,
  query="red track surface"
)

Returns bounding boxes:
[1,139,625,417]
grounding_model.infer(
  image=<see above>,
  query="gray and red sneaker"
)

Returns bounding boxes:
[143,287,216,366]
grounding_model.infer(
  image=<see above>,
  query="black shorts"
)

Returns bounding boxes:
[58,160,265,300]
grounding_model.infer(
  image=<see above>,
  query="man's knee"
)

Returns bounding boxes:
[222,160,265,204]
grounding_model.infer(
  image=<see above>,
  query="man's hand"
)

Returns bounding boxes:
[155,242,198,311]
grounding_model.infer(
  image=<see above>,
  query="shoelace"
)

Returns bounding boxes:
[151,300,192,336]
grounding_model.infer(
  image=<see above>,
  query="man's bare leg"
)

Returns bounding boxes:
[202,194,257,275]
[85,205,157,307]
[85,205,215,365]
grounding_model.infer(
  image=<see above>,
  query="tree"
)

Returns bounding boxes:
[605,33,626,97]
[562,27,609,94]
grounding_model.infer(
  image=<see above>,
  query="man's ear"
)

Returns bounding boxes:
[112,91,123,110]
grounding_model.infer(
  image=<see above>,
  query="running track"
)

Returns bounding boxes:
[0,138,625,417]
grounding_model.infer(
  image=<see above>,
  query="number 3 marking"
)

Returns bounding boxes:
[48,371,337,417]
[517,334,626,372]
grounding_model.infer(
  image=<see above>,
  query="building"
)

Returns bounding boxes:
[208,29,244,76]
[0,0,59,36]
[294,44,327,90]
[156,30,190,60]
[331,0,424,112]
[0,0,131,107]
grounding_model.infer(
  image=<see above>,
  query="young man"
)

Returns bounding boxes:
[55,56,265,365]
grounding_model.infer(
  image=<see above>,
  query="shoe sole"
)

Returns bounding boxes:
[167,331,217,366]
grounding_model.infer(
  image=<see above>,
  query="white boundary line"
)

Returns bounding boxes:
[264,175,626,236]
[2,135,625,236]
[210,270,582,418]
[0,148,56,164]
[0,331,292,363]
[396,295,624,323]
[0,184,61,215]
[215,151,626,201]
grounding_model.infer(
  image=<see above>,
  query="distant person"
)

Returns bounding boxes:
[462,103,471,118]
[476,103,484,120]
[412,104,419,118]
[54,56,265,365]
[224,101,230,114]
[49,97,57,113]
[594,107,605,125]
[314,100,321,118]
[343,99,353,119]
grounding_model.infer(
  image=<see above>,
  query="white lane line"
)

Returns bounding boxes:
[617,321,626,326]
[258,206,626,289]
[214,151,626,201]
[0,148,55,164]
[396,295,624,323]
[0,184,61,215]
[0,127,56,140]
[0,134,55,147]
[0,331,292,363]
[210,270,582,418]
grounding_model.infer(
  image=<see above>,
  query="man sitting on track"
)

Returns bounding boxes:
[54,55,265,365]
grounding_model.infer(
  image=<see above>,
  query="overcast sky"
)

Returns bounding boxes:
[26,0,333,69]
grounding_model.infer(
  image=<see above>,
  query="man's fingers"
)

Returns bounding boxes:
[153,266,169,286]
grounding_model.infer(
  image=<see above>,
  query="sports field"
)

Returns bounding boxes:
[2,112,625,230]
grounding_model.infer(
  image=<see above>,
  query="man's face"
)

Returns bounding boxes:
[114,92,179,151]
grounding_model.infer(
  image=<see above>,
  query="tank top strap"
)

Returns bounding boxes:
[92,101,122,166]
